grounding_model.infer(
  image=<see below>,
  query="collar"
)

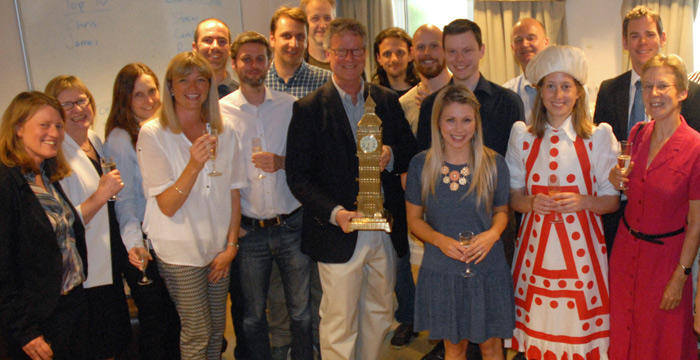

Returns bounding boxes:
[331,76,364,101]
[546,115,577,142]
[270,60,309,82]
[230,86,275,109]
[630,70,641,91]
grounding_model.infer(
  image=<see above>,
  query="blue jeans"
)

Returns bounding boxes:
[238,210,313,360]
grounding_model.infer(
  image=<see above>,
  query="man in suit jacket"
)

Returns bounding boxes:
[286,18,417,360]
[594,5,700,254]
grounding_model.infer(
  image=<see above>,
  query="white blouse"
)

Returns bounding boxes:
[59,129,113,288]
[137,118,247,267]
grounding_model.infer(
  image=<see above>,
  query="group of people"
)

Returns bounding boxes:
[1,2,700,360]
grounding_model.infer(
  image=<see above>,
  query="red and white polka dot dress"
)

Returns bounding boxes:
[505,118,618,359]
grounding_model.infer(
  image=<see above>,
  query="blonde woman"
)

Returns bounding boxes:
[406,84,514,360]
[137,51,246,359]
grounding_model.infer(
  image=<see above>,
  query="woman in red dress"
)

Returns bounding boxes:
[609,54,700,360]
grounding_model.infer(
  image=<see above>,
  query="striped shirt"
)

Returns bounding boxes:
[265,60,331,99]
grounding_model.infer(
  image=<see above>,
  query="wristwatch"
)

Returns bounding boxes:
[680,263,692,275]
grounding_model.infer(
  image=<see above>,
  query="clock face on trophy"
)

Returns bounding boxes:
[347,89,392,233]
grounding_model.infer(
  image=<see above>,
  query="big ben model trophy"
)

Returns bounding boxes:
[347,89,392,233]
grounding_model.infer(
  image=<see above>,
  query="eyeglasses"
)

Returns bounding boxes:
[642,83,677,93]
[330,48,365,58]
[60,97,91,110]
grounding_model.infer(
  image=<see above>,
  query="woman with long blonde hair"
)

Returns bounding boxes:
[406,84,514,360]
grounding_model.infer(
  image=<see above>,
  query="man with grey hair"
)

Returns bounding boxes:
[286,17,417,360]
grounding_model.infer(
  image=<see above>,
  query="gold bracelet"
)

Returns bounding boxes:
[174,186,186,195]
[227,242,239,248]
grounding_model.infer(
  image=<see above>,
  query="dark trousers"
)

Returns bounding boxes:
[122,250,181,360]
[602,198,626,258]
[230,257,250,359]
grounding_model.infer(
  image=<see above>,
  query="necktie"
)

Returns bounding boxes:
[628,79,644,137]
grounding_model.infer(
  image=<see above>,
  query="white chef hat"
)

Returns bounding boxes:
[526,45,588,85]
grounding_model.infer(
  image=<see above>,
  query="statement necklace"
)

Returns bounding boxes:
[441,164,470,191]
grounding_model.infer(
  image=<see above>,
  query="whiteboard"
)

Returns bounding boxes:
[17,0,242,138]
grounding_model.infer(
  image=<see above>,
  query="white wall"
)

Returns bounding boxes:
[566,0,624,106]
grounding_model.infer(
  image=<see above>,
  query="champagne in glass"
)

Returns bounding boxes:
[206,124,222,177]
[617,141,632,190]
[459,231,475,278]
[100,156,119,201]
[251,137,265,180]
[138,239,153,286]
[548,173,563,223]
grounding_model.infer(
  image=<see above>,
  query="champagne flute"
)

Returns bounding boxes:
[100,156,119,201]
[617,141,632,190]
[205,124,222,177]
[548,173,563,223]
[138,239,153,286]
[251,137,265,180]
[459,231,475,278]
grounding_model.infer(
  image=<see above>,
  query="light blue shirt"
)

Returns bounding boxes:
[503,73,537,124]
[104,128,146,251]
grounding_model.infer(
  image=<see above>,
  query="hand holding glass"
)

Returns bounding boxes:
[138,240,153,286]
[459,231,475,278]
[100,156,119,201]
[548,174,563,223]
[205,126,222,177]
[251,137,265,180]
[617,141,632,190]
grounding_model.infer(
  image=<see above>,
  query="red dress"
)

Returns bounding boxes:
[609,118,700,360]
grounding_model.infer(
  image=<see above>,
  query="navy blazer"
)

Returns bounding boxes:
[594,70,700,140]
[286,81,418,263]
[0,164,87,348]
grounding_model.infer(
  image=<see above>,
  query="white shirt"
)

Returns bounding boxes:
[219,87,300,219]
[503,73,537,124]
[137,119,247,267]
[104,128,146,252]
[399,85,420,136]
[59,129,113,288]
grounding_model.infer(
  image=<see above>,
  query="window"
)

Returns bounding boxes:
[393,0,474,35]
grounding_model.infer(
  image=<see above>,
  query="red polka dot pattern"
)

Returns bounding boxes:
[582,322,590,331]
[550,148,559,157]
[533,173,540,182]
[551,136,559,144]
[572,232,581,240]
[543,279,550,287]
[576,249,586,257]
[582,265,590,273]
[549,161,558,170]
[568,301,575,309]
[535,297,542,305]
[558,280,567,288]
[567,174,576,183]
[523,142,530,150]
[550,301,558,309]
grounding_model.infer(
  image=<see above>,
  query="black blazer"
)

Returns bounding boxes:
[594,70,700,140]
[286,81,418,263]
[0,164,87,348]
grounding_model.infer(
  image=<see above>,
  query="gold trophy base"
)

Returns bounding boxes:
[347,211,392,233]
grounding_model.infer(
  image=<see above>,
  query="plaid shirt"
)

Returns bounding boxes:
[265,60,331,99]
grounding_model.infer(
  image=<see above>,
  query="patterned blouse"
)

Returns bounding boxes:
[24,167,84,294]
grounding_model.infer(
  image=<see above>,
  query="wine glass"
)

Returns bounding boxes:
[205,125,222,177]
[100,156,119,201]
[138,239,153,286]
[548,173,563,223]
[617,141,632,190]
[251,137,265,180]
[459,231,475,278]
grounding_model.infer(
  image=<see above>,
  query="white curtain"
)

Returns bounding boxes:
[337,0,395,75]
[474,0,567,85]
[621,0,696,72]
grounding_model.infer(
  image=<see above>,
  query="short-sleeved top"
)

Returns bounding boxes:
[405,150,511,276]
[506,118,618,197]
[137,118,248,267]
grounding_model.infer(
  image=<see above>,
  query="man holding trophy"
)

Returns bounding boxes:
[285,17,417,360]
